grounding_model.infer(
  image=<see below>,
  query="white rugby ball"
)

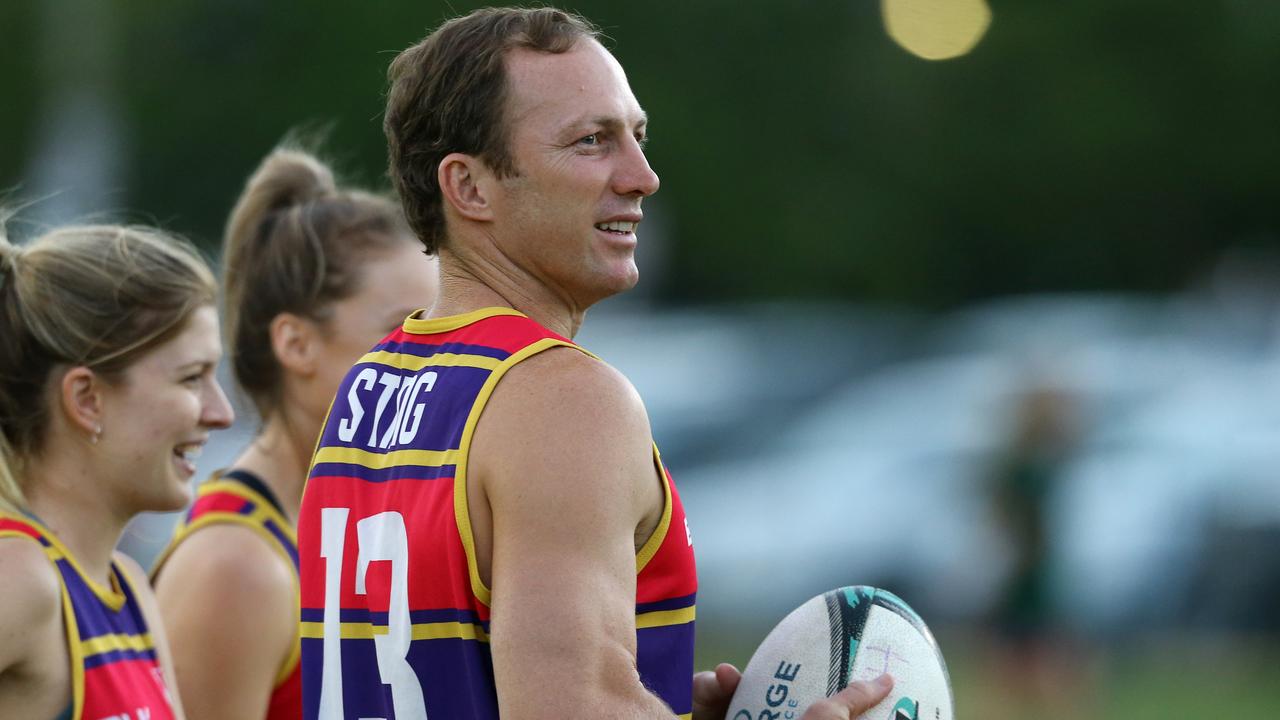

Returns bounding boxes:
[726,586,953,720]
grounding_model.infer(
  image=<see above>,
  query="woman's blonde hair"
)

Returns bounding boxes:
[0,222,216,512]
[222,147,414,419]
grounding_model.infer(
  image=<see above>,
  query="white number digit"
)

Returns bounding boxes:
[318,508,427,720]
[357,512,427,717]
[319,508,350,720]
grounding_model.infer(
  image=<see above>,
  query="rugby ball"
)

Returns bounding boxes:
[725,586,953,720]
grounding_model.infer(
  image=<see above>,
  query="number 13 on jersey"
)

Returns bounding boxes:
[318,507,428,720]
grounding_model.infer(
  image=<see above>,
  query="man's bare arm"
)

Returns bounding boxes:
[472,348,673,718]
[471,349,895,720]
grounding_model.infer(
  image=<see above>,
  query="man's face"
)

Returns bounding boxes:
[488,40,660,309]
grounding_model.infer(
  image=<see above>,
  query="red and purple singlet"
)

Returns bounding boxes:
[151,472,302,720]
[0,513,176,720]
[298,307,698,719]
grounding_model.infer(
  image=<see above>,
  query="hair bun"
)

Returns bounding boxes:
[223,148,341,259]
[253,149,339,213]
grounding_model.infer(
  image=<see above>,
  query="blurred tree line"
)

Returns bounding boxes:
[2,0,1278,308]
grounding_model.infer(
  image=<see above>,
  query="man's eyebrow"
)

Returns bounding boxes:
[563,112,649,135]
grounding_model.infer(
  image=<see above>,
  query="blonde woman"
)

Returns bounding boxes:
[151,148,438,720]
[0,223,234,720]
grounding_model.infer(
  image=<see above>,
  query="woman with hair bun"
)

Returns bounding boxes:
[0,222,234,720]
[151,147,438,720]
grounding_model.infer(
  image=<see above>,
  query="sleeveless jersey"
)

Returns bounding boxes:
[298,307,698,719]
[150,470,302,720]
[0,513,176,720]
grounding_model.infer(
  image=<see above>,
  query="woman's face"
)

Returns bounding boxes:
[308,242,439,413]
[96,305,234,513]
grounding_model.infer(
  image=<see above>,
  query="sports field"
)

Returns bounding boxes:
[697,629,1280,718]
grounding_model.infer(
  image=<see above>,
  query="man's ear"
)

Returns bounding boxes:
[270,313,320,378]
[60,366,104,439]
[438,152,496,222]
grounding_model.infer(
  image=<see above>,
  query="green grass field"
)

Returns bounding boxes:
[696,626,1280,718]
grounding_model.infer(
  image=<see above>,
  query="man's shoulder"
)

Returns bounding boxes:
[500,344,646,423]
[471,342,663,556]
[474,344,653,474]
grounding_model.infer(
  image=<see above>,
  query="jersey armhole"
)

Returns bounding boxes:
[64,579,84,720]
[150,513,301,687]
[635,446,674,573]
[453,337,593,606]
[0,526,85,720]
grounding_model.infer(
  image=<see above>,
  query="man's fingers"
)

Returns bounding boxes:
[691,663,744,720]
[691,670,719,699]
[692,663,741,702]
[801,674,894,720]
[714,663,742,695]
[834,673,894,710]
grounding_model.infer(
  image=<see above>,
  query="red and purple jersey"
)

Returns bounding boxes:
[0,513,176,720]
[151,471,302,720]
[298,307,698,719]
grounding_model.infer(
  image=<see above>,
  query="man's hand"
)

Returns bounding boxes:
[692,664,742,720]
[692,665,893,720]
[801,674,894,720]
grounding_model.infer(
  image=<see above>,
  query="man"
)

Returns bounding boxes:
[297,7,893,719]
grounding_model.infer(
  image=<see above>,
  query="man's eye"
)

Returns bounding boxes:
[578,133,600,146]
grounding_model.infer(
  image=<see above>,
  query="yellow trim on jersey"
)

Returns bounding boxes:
[402,306,528,334]
[410,622,490,642]
[0,528,46,544]
[150,477,302,688]
[635,446,674,573]
[678,714,692,720]
[0,512,126,610]
[158,513,301,686]
[0,516,88,720]
[453,337,586,607]
[635,606,696,629]
[313,445,462,471]
[201,480,296,533]
[65,572,86,720]
[80,631,155,657]
[299,620,490,643]
[358,350,503,373]
[150,477,297,576]
[450,334,678,610]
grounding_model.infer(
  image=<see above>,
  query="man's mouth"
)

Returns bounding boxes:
[594,220,637,234]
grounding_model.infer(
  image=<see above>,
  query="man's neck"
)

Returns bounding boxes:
[429,250,586,339]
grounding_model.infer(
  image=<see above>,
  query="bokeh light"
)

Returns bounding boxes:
[882,0,993,60]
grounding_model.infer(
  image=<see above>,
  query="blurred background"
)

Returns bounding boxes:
[4,0,1279,716]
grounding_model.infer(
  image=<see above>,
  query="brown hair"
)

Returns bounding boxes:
[222,147,414,419]
[384,6,600,253]
[0,223,216,512]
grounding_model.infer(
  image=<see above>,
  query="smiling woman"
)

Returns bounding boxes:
[0,221,233,720]
[149,145,438,720]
